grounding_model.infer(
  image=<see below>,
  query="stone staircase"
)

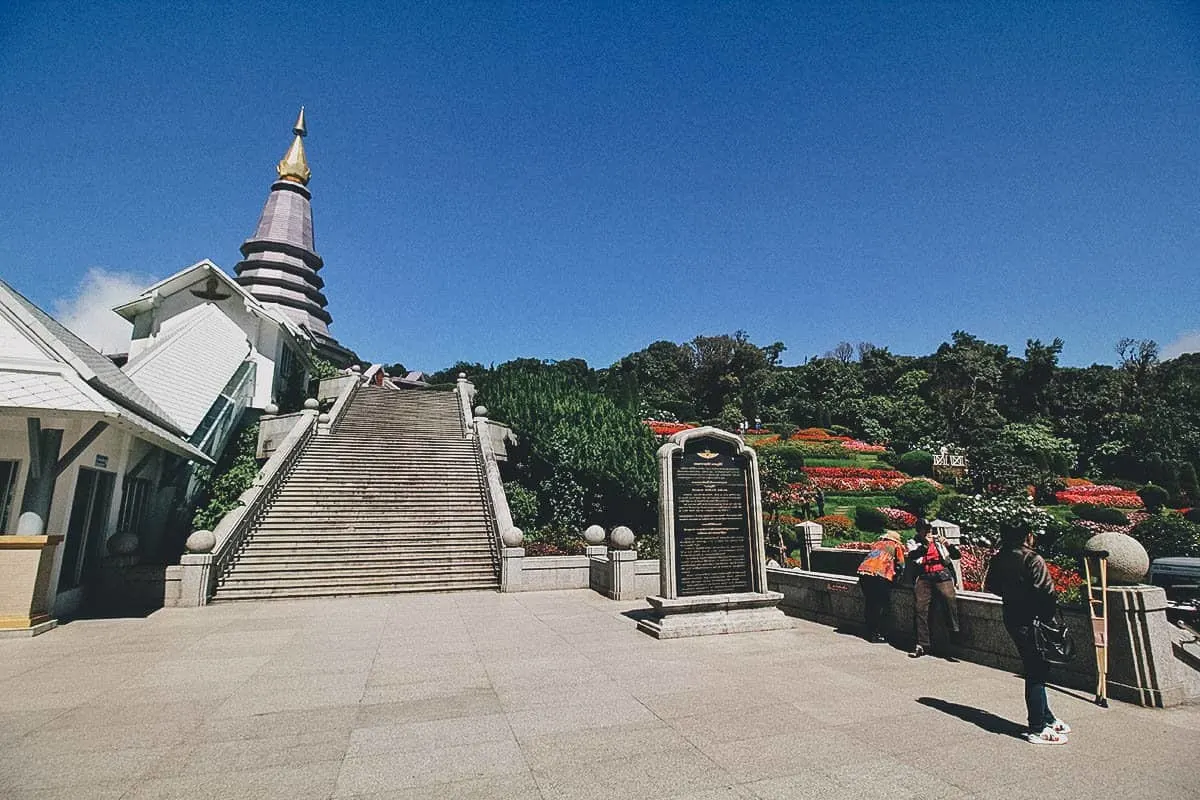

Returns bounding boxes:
[213,386,498,600]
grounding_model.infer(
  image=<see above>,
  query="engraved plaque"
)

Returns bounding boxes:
[671,436,753,596]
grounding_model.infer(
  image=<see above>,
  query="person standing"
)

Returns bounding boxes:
[985,526,1070,745]
[816,487,826,518]
[908,519,961,658]
[857,531,906,642]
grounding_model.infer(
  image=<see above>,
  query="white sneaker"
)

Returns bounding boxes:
[1027,727,1068,745]
[1049,719,1071,734]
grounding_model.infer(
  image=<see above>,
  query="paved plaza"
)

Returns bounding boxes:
[2,589,1197,799]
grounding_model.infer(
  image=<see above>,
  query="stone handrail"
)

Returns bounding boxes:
[455,374,477,438]
[321,369,361,434]
[472,410,519,560]
[178,409,318,606]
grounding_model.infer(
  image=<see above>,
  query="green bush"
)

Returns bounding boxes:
[764,444,806,475]
[1137,484,1169,513]
[1070,503,1130,526]
[855,506,888,533]
[191,423,260,531]
[504,482,539,529]
[897,450,934,477]
[482,365,658,532]
[1130,513,1200,560]
[895,480,940,516]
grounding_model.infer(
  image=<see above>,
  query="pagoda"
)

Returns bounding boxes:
[234,108,356,365]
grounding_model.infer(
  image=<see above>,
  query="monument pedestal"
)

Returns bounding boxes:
[638,591,790,639]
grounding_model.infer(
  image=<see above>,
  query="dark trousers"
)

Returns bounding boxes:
[914,575,960,647]
[859,575,893,637]
[1008,622,1056,732]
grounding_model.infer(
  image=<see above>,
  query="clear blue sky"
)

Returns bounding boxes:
[2,2,1198,370]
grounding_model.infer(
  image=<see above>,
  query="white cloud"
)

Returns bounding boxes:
[1162,329,1200,360]
[52,268,149,354]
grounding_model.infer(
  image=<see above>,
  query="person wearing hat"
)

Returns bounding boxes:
[908,518,962,658]
[856,530,907,643]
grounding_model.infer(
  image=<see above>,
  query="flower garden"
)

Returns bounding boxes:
[640,420,1200,606]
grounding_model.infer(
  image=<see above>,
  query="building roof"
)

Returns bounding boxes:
[112,259,311,345]
[0,278,185,436]
[123,303,252,436]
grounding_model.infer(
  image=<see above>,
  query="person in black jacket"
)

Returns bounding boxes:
[984,526,1070,745]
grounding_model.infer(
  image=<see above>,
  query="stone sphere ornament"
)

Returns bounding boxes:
[583,525,606,545]
[303,398,320,411]
[108,532,139,556]
[1085,532,1150,585]
[186,530,216,554]
[318,413,331,424]
[263,403,279,416]
[474,405,488,417]
[351,364,362,373]
[610,526,635,549]
[501,527,524,547]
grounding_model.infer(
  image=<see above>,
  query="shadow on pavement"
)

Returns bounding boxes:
[917,696,1026,738]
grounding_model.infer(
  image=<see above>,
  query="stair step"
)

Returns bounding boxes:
[220,569,497,587]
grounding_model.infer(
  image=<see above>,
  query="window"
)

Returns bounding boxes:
[117,476,153,539]
[0,460,18,532]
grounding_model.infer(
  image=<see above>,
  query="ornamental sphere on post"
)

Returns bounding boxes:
[501,527,524,547]
[583,524,606,545]
[610,526,635,549]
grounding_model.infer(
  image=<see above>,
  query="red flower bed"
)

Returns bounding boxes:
[799,467,939,493]
[644,420,695,436]
[1047,563,1085,602]
[835,541,874,550]
[959,545,995,591]
[792,428,835,441]
[881,507,917,528]
[1055,484,1142,508]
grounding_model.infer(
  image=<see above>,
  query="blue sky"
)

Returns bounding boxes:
[2,2,1198,370]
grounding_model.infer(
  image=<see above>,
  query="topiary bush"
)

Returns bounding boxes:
[855,505,888,534]
[815,514,854,538]
[1130,513,1200,560]
[897,450,934,477]
[1070,503,1130,526]
[1137,484,1169,513]
[895,480,940,517]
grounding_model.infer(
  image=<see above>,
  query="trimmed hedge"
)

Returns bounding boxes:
[1070,503,1130,526]
[897,450,934,477]
[855,506,888,533]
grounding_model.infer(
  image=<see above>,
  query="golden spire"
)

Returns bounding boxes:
[276,106,311,185]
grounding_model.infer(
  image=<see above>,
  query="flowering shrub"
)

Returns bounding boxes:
[959,544,995,591]
[645,420,695,436]
[800,467,941,493]
[881,507,917,528]
[835,541,874,550]
[840,438,887,454]
[942,493,1054,547]
[748,434,782,446]
[1062,477,1094,487]
[1055,485,1142,508]
[792,428,836,441]
[815,514,854,538]
[765,483,815,509]
[1047,563,1085,605]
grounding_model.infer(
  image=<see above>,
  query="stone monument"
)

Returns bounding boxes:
[638,426,790,638]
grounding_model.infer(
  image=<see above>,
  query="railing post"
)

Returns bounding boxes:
[456,373,476,438]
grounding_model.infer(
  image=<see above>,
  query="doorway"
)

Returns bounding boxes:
[58,467,116,591]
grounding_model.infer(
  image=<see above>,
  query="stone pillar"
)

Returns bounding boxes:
[931,520,963,589]
[177,553,214,607]
[16,422,63,536]
[1105,585,1191,707]
[607,549,638,600]
[798,521,824,570]
[500,546,524,592]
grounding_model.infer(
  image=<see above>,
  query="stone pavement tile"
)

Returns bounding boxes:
[688,727,869,783]
[130,655,271,686]
[256,650,377,676]
[181,628,300,655]
[0,708,71,744]
[504,695,661,741]
[125,757,343,800]
[517,720,693,771]
[529,744,733,800]
[148,728,351,777]
[493,680,627,711]
[634,686,775,720]
[213,683,365,717]
[0,744,172,791]
[197,704,359,741]
[354,686,505,728]
[360,673,493,705]
[990,769,1195,800]
[333,738,528,796]
[36,698,207,733]
[745,769,976,800]
[17,717,202,754]
[346,712,514,758]
[337,771,545,800]
[0,779,130,799]
[668,704,827,745]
